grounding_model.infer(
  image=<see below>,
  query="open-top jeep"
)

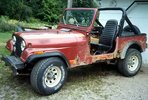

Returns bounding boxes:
[2,8,147,95]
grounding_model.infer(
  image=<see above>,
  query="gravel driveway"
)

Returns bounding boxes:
[100,66,148,100]
[0,62,148,100]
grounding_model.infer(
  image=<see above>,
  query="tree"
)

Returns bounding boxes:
[34,0,67,23]
[0,0,99,23]
[67,0,73,8]
[0,0,32,21]
[73,0,94,8]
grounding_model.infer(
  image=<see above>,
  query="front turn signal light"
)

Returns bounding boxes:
[34,51,44,54]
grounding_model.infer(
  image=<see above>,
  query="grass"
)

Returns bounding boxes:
[0,32,12,55]
[0,32,12,43]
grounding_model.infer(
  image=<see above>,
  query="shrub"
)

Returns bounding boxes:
[0,16,16,32]
[73,0,96,7]
[0,0,32,21]
[0,0,66,23]
[30,0,67,23]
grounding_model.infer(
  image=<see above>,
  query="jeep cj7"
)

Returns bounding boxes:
[2,8,147,95]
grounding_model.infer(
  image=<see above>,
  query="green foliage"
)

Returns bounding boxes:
[73,0,96,8]
[33,0,66,23]
[0,16,49,32]
[0,0,32,21]
[0,16,16,32]
[0,0,97,24]
[0,0,66,23]
[0,32,12,55]
[26,17,41,23]
[0,32,12,43]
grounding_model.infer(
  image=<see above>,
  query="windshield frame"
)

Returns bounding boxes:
[61,9,95,27]
[58,8,97,32]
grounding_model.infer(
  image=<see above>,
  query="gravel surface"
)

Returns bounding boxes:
[100,67,148,100]
[0,63,148,100]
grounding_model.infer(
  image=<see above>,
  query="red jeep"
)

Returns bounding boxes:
[2,8,147,95]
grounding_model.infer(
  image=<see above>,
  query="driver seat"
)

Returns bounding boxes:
[91,19,118,54]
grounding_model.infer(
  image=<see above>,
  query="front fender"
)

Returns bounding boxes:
[6,39,13,52]
[26,52,70,68]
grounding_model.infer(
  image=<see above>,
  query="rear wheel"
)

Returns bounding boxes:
[118,49,142,77]
[30,57,67,95]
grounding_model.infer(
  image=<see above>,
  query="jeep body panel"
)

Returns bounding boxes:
[118,34,147,59]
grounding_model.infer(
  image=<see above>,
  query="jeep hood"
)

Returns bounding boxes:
[14,29,85,48]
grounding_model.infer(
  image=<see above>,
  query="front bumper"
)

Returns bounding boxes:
[1,56,24,75]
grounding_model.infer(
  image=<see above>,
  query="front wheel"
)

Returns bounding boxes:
[118,49,142,77]
[30,57,67,95]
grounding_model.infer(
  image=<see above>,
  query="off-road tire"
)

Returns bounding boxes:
[118,49,142,77]
[30,57,67,95]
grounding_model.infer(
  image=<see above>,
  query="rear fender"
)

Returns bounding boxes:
[120,42,143,59]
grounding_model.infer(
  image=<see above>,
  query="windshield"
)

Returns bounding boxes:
[61,10,94,27]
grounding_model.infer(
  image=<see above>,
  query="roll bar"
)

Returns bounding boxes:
[98,7,139,36]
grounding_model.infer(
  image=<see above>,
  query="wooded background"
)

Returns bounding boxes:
[0,0,97,23]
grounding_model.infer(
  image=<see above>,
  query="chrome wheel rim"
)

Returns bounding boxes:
[127,55,139,71]
[44,65,62,87]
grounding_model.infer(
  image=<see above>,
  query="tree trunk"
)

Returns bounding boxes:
[67,0,73,8]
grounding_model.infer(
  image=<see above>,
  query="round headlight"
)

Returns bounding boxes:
[21,40,26,51]
[12,36,16,45]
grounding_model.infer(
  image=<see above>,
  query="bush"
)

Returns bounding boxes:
[33,0,66,23]
[0,16,16,32]
[0,0,67,23]
[0,0,32,21]
[26,17,41,23]
[73,0,96,7]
